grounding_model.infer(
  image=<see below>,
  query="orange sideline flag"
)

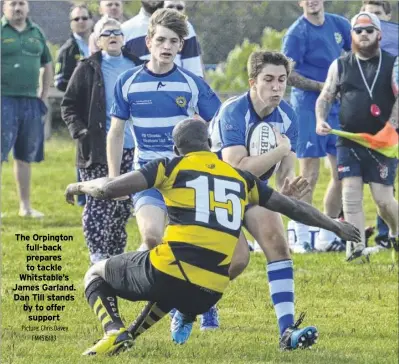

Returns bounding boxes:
[330,123,399,158]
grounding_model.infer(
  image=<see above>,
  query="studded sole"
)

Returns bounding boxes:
[296,328,318,349]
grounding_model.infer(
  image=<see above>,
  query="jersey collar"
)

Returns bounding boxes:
[185,151,216,158]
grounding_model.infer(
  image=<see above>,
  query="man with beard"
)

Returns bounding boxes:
[361,0,398,249]
[316,12,399,261]
[122,1,203,76]
[282,0,351,253]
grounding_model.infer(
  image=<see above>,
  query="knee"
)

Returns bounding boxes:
[229,252,249,280]
[331,173,341,184]
[14,159,29,166]
[142,232,162,249]
[84,265,100,289]
[261,231,290,258]
[374,197,390,212]
[342,189,362,214]
[302,170,319,188]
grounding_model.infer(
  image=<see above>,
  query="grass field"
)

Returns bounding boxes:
[1,136,398,364]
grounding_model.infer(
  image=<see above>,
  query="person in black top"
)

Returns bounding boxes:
[315,12,398,261]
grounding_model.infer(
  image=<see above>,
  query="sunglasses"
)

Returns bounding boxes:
[166,5,185,11]
[71,16,89,22]
[354,27,375,35]
[100,29,123,37]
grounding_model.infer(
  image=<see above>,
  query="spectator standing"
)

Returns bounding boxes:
[316,12,399,260]
[361,0,398,248]
[282,0,351,252]
[54,4,93,91]
[1,0,53,218]
[54,4,93,207]
[61,18,141,264]
[89,0,125,54]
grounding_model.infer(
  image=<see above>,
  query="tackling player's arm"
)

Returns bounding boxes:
[315,60,339,136]
[65,158,167,204]
[247,176,361,242]
[388,57,399,129]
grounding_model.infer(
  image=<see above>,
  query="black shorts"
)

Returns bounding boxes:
[337,146,398,185]
[105,251,222,316]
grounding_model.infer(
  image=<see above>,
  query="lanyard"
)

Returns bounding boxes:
[355,49,382,100]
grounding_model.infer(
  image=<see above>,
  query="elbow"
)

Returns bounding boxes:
[108,127,124,140]
[234,156,248,170]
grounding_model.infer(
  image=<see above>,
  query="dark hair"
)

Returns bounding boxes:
[148,8,188,40]
[362,0,391,14]
[247,51,292,79]
[70,3,93,19]
[173,119,209,154]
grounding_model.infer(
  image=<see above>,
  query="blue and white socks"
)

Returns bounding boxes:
[267,260,295,336]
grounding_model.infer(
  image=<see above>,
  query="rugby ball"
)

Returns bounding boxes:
[247,122,280,180]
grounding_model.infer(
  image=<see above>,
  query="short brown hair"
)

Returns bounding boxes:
[69,3,93,19]
[247,51,292,79]
[148,8,188,40]
[362,0,391,14]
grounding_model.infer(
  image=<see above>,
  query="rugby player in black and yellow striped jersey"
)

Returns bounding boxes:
[65,119,361,356]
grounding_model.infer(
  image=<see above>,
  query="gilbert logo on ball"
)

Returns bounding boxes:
[247,122,280,180]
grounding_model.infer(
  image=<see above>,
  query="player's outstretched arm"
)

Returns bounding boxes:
[65,171,149,205]
[261,190,361,243]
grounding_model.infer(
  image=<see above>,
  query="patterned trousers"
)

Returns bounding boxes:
[79,149,134,263]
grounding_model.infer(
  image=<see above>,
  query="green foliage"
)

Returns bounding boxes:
[206,39,259,93]
[261,27,287,51]
[207,27,287,93]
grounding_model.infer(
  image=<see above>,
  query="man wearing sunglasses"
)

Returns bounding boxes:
[361,1,398,250]
[54,4,93,92]
[316,12,399,261]
[54,4,93,207]
[61,18,142,264]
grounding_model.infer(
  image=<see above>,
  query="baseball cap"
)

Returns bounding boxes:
[351,12,381,31]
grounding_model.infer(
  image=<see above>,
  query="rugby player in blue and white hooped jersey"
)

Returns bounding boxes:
[121,1,204,77]
[282,0,351,253]
[210,51,318,350]
[107,8,221,333]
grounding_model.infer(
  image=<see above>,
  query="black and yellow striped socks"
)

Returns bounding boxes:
[127,301,169,339]
[85,278,124,332]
